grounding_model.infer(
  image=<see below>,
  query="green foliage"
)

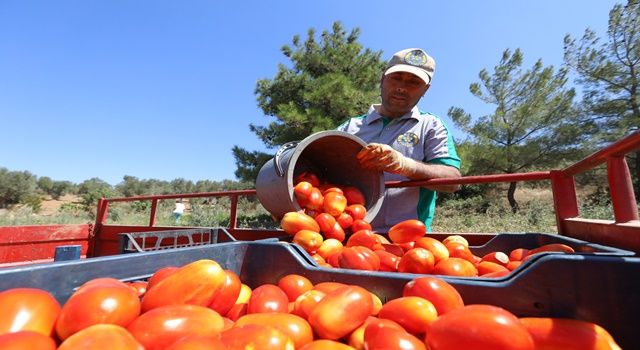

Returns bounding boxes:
[233,21,386,183]
[0,167,38,208]
[23,193,42,213]
[37,176,54,194]
[50,180,75,199]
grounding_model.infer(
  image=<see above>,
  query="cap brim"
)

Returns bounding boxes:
[384,65,431,84]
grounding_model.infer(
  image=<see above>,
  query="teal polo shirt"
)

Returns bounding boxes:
[337,105,461,232]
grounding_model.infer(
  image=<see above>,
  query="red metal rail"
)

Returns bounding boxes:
[87,131,640,255]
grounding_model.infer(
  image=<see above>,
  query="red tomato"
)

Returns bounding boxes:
[281,211,320,235]
[378,296,438,335]
[426,305,534,350]
[342,186,366,206]
[165,335,225,350]
[529,243,575,255]
[345,204,367,220]
[235,313,313,349]
[346,229,382,250]
[382,243,405,257]
[0,288,61,337]
[397,248,435,274]
[374,249,400,272]
[293,229,324,253]
[364,323,426,350]
[300,339,356,350]
[442,235,469,247]
[220,324,294,350]
[126,281,148,298]
[147,266,178,289]
[278,274,314,302]
[336,212,354,229]
[477,261,510,276]
[58,324,144,350]
[321,186,344,195]
[295,172,321,187]
[506,260,523,271]
[56,281,141,340]
[323,191,347,216]
[0,331,57,350]
[481,251,510,266]
[351,219,372,232]
[397,241,416,253]
[315,213,337,233]
[305,188,324,211]
[388,219,426,243]
[414,236,450,262]
[292,290,326,320]
[294,181,314,207]
[445,241,475,262]
[313,282,348,294]
[141,259,226,312]
[225,303,248,322]
[310,253,326,265]
[247,284,289,314]
[509,248,530,261]
[519,317,621,350]
[308,285,373,340]
[208,269,242,316]
[348,316,404,349]
[433,257,478,277]
[127,304,224,350]
[324,222,346,242]
[338,246,381,271]
[402,276,464,315]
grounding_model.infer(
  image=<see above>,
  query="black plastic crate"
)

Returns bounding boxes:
[0,241,637,349]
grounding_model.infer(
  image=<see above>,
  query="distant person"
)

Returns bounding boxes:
[337,48,461,232]
[173,199,185,223]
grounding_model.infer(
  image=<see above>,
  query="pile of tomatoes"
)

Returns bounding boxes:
[282,172,576,278]
[0,258,620,349]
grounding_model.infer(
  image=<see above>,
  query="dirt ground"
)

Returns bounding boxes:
[38,194,81,216]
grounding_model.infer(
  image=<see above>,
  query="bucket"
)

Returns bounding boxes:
[256,130,384,222]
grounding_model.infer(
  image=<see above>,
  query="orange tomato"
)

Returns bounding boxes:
[348,316,404,349]
[278,274,314,302]
[127,304,224,350]
[225,303,248,322]
[442,235,469,247]
[433,257,478,277]
[529,243,575,255]
[313,282,348,294]
[305,188,324,211]
[336,212,355,229]
[0,331,57,350]
[342,186,366,206]
[381,243,405,257]
[426,304,534,350]
[300,339,357,350]
[364,322,426,350]
[338,246,381,271]
[388,219,426,243]
[165,335,226,350]
[141,259,226,312]
[208,269,242,316]
[445,241,475,262]
[59,324,144,350]
[378,296,438,335]
[477,261,510,276]
[346,229,382,250]
[315,213,337,233]
[56,280,141,340]
[481,251,510,266]
[147,266,179,289]
[293,229,324,253]
[345,204,367,221]
[351,219,372,233]
[220,324,295,350]
[397,248,435,274]
[506,260,523,271]
[414,236,449,262]
[0,288,61,337]
[519,317,621,350]
[294,181,315,208]
[292,290,326,320]
[374,249,400,272]
[308,285,373,340]
[323,191,348,216]
[402,276,464,315]
[509,248,530,261]
[235,313,313,348]
[281,211,320,235]
[126,281,148,298]
[247,284,289,314]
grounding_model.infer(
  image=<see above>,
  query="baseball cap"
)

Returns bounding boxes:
[384,48,435,84]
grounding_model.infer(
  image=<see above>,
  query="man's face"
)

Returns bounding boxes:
[379,71,430,118]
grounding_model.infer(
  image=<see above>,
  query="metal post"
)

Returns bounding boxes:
[608,156,639,223]
[550,170,579,235]
[149,199,158,227]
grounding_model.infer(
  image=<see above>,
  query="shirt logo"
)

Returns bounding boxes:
[396,132,419,146]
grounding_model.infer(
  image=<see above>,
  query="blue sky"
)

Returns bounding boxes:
[0,1,619,185]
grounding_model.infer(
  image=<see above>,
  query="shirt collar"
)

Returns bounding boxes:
[365,104,422,125]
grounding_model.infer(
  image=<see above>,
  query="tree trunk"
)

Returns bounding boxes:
[507,181,519,213]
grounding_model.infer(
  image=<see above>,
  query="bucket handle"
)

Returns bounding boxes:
[274,141,299,177]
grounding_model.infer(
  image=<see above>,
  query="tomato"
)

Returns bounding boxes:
[308,285,373,340]
[477,261,510,276]
[293,229,324,253]
[0,331,57,350]
[236,283,252,304]
[141,259,226,312]
[126,281,148,298]
[322,186,344,195]
[338,246,381,271]
[374,249,400,272]
[445,241,475,262]
[0,288,61,337]
[519,317,621,350]
[208,269,242,316]
[300,339,356,350]
[529,243,575,255]
[220,324,295,350]
[345,204,367,221]
[294,181,315,208]
[324,222,346,242]
[414,236,450,262]
[315,213,337,233]
[323,191,347,216]
[481,251,510,266]
[295,171,321,187]
[382,243,405,257]
[56,281,141,340]
[442,235,469,247]
[433,257,478,277]
[346,229,382,250]
[388,219,426,243]
[351,219,372,232]
[342,186,366,206]
[281,211,320,235]
[58,324,144,350]
[364,322,426,350]
[278,274,314,302]
[313,281,348,294]
[336,212,355,229]
[403,276,464,315]
[292,290,326,320]
[127,304,224,350]
[397,241,416,253]
[236,313,313,348]
[506,260,522,271]
[397,248,435,274]
[147,266,179,289]
[426,304,534,350]
[378,296,438,335]
[165,335,226,350]
[225,303,248,322]
[306,188,324,211]
[348,316,404,349]
[327,252,341,267]
[509,248,530,261]
[310,253,326,265]
[247,284,289,314]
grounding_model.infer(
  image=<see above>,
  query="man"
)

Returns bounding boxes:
[337,48,461,232]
